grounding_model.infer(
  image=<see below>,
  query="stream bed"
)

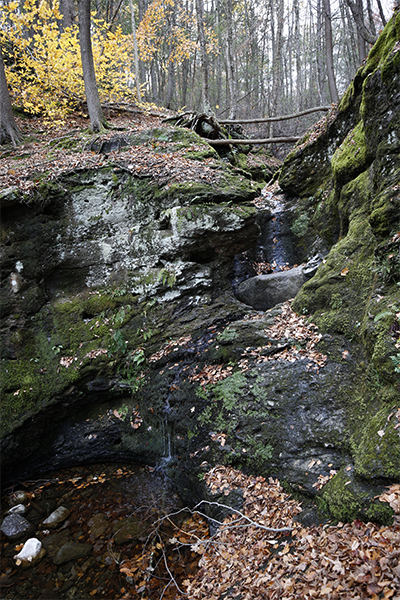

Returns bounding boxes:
[1,463,207,600]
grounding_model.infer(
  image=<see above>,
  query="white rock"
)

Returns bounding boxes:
[42,506,70,528]
[15,538,42,563]
[7,504,26,515]
[9,491,29,507]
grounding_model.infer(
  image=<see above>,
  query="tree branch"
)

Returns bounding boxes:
[219,105,331,124]
[208,136,301,145]
[194,500,294,533]
[344,0,377,44]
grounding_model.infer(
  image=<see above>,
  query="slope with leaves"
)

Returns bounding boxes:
[185,467,400,600]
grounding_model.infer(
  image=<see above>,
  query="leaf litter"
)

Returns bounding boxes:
[185,466,400,600]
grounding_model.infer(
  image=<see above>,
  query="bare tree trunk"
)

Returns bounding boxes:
[225,0,236,119]
[181,58,190,107]
[345,0,376,60]
[129,0,141,103]
[195,0,211,113]
[323,0,339,102]
[316,0,325,105]
[376,0,387,27]
[366,0,376,38]
[58,0,75,32]
[150,60,158,102]
[0,48,21,145]
[78,0,106,132]
[215,0,223,108]
[270,0,284,136]
[166,61,175,109]
[356,0,366,60]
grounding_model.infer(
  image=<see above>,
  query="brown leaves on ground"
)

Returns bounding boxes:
[185,466,400,600]
[240,301,327,372]
[189,364,233,388]
[294,104,338,154]
[149,335,192,363]
[0,111,222,196]
[379,484,400,515]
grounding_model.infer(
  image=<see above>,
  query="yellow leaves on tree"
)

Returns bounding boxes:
[1,0,136,124]
[137,0,218,65]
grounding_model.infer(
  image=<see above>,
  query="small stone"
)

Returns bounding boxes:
[53,541,92,565]
[41,529,72,559]
[7,504,26,515]
[87,513,108,540]
[42,506,70,528]
[113,516,148,545]
[1,514,33,540]
[14,538,46,568]
[9,491,29,507]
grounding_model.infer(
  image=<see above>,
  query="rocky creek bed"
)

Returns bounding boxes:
[0,463,207,600]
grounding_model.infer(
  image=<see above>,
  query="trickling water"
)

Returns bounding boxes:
[260,192,292,271]
[232,186,298,292]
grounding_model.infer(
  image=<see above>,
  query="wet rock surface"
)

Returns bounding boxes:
[1,514,34,541]
[53,542,92,566]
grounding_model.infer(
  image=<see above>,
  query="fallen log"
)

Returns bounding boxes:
[208,136,301,145]
[219,106,331,125]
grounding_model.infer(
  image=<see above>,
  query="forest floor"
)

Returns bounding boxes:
[0,109,169,196]
[1,108,400,599]
[184,467,400,600]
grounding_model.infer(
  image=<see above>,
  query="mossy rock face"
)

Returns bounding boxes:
[278,10,400,522]
[352,405,400,479]
[321,466,393,524]
[331,122,372,186]
[279,101,361,198]
[0,126,264,445]
[232,150,282,182]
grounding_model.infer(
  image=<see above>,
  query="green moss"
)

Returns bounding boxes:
[338,170,372,222]
[365,501,394,525]
[361,11,400,80]
[353,406,400,478]
[291,213,310,238]
[217,327,239,343]
[369,186,400,238]
[331,122,370,185]
[321,468,369,522]
[338,79,358,114]
[294,214,376,340]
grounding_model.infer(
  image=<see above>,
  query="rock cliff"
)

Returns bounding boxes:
[1,12,399,525]
[279,10,400,519]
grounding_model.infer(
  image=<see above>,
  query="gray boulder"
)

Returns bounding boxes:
[236,266,306,310]
[1,514,33,540]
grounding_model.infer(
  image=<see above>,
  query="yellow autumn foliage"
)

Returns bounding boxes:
[137,0,218,65]
[1,0,136,124]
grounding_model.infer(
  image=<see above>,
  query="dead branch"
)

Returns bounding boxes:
[219,105,331,124]
[194,500,294,533]
[208,136,301,145]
